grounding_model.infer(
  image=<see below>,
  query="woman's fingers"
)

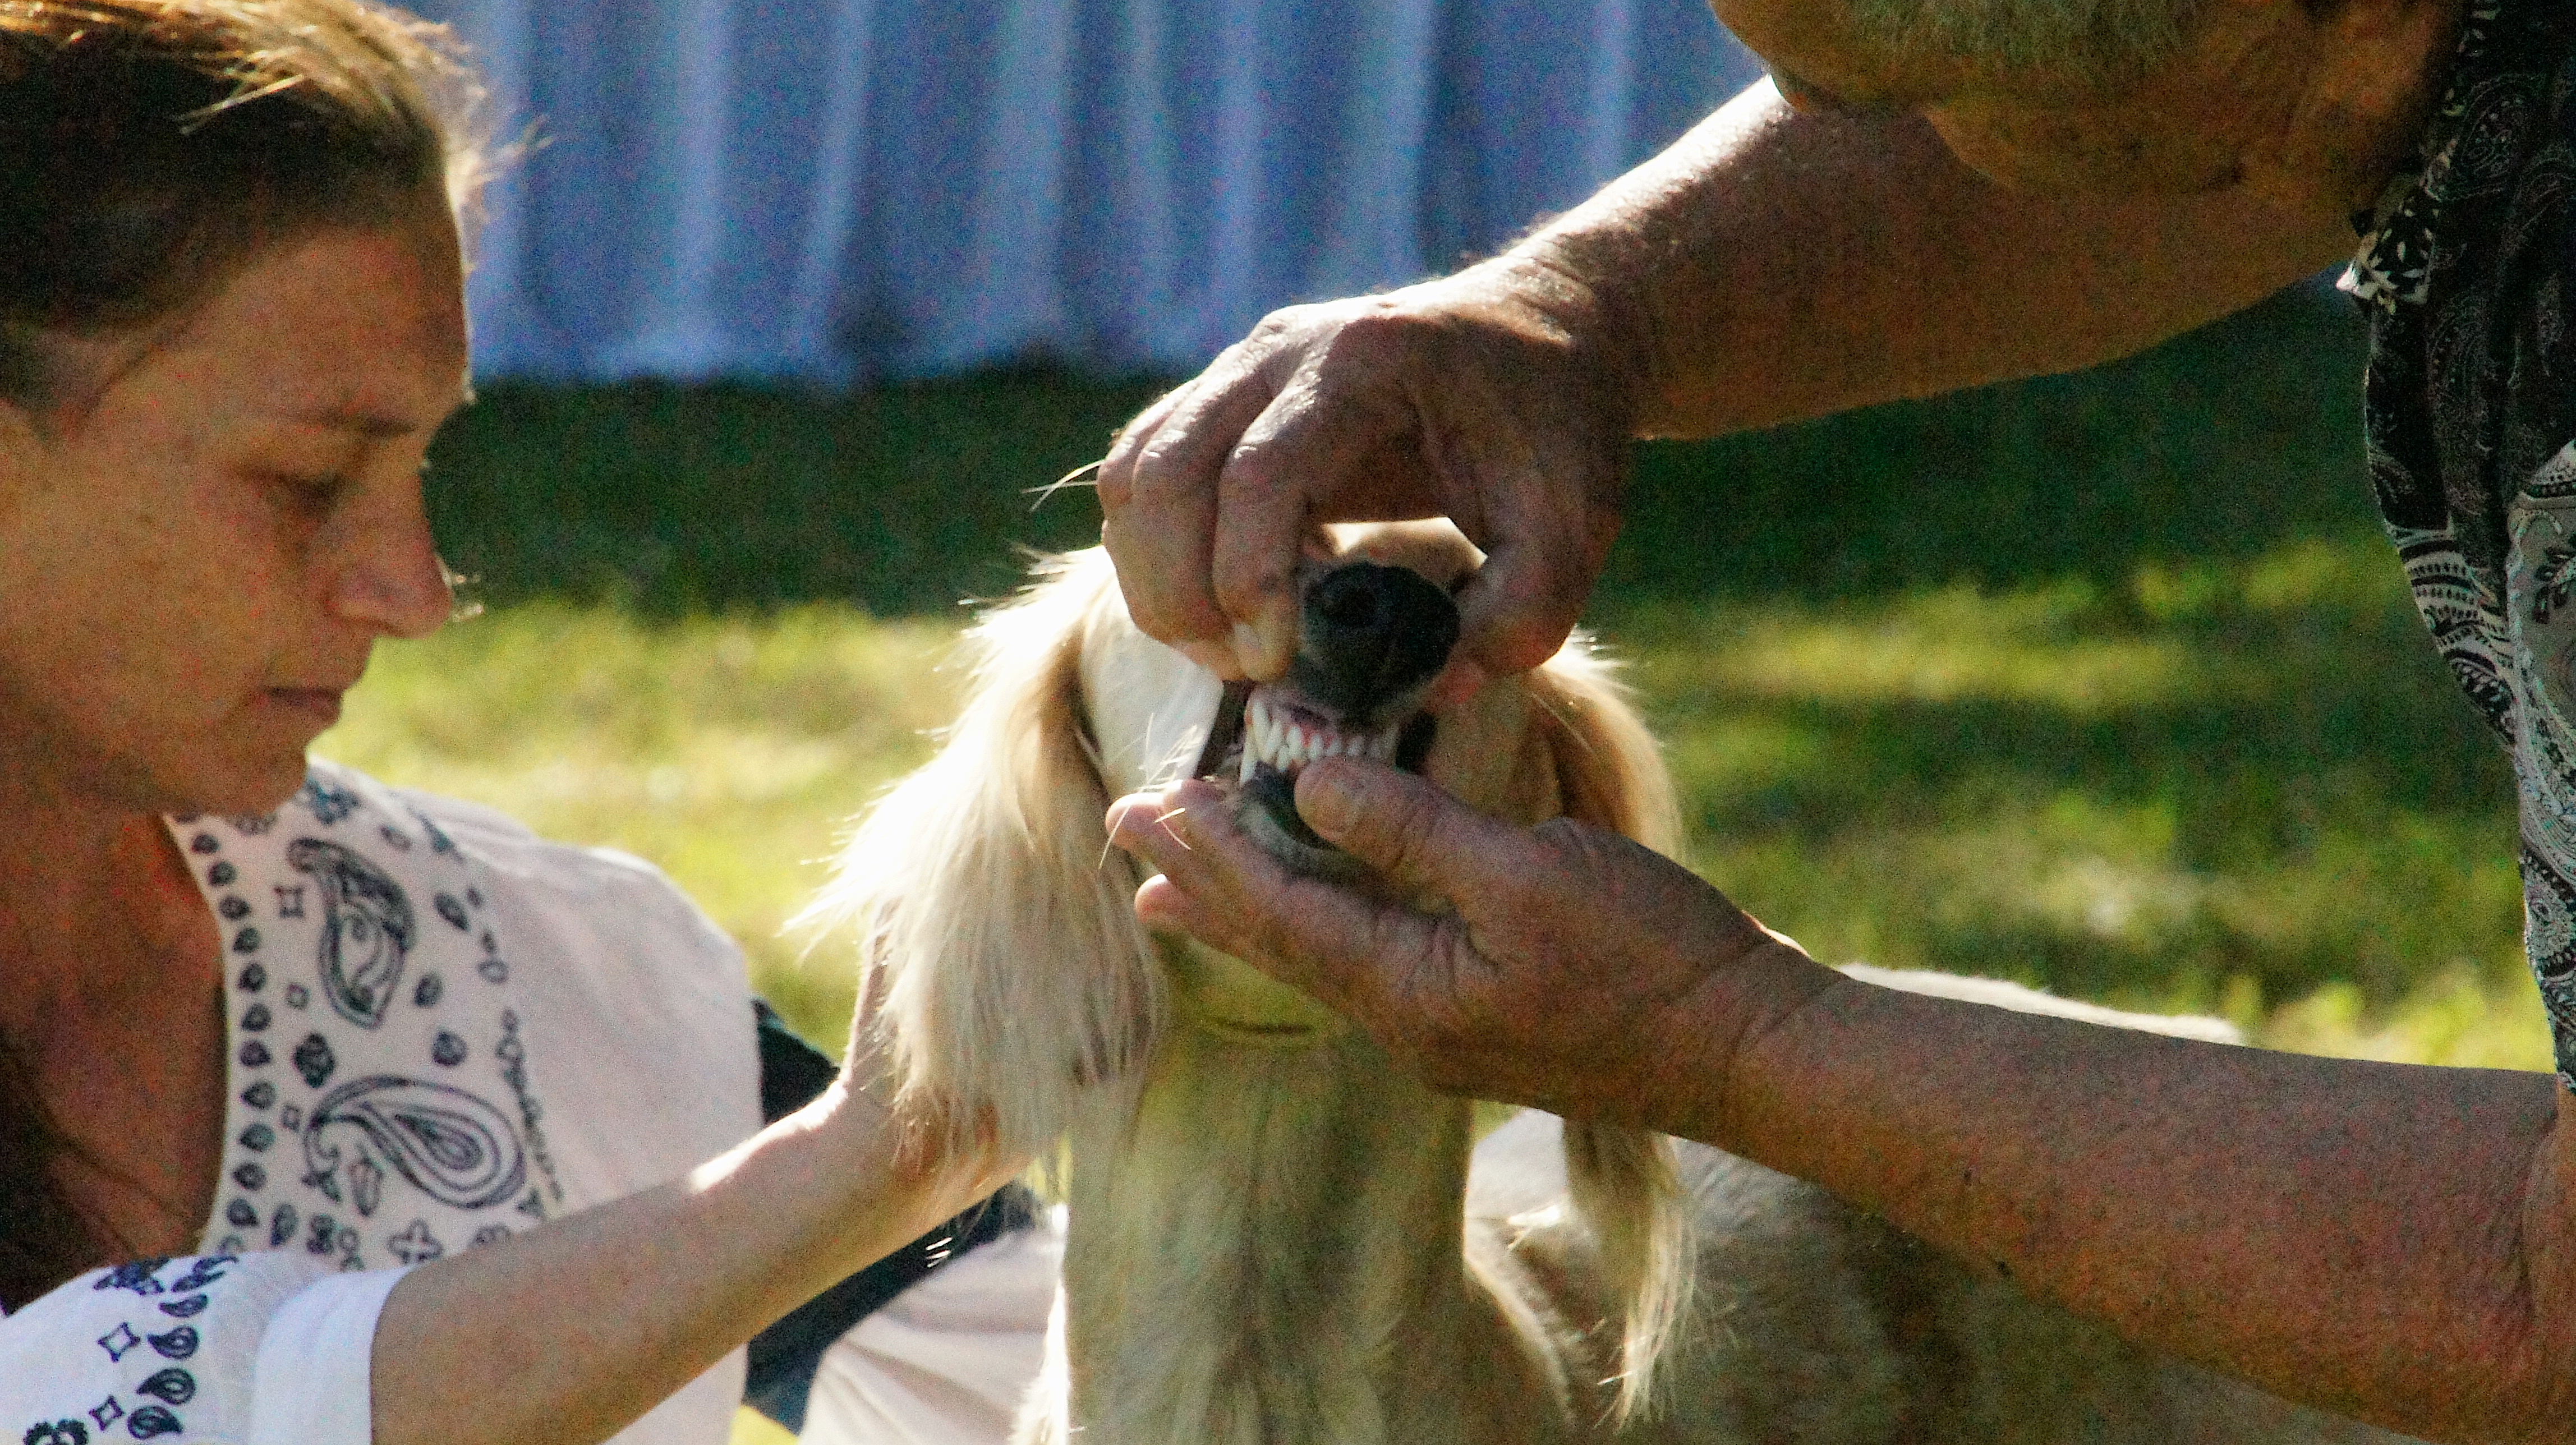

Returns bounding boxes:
[1106,758,1828,1126]
[1210,341,1439,678]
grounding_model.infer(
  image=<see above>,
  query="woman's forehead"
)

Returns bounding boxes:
[137,220,470,436]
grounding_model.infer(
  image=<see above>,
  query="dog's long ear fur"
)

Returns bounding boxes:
[1526,639,1696,1423]
[799,554,1163,1159]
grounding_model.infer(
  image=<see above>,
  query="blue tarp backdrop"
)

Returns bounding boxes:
[407,0,1765,384]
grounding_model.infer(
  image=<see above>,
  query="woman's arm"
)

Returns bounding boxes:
[371,1077,1008,1445]
[1714,958,2576,1441]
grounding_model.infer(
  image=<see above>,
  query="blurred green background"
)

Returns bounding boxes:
[316,280,2547,1079]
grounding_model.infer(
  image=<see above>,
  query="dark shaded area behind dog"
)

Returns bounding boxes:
[424,283,2373,618]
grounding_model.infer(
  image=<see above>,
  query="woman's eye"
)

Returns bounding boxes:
[264,471,353,513]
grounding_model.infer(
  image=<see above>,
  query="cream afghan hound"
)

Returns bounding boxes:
[806,522,2422,1445]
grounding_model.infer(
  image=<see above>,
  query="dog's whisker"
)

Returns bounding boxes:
[1027,458,1106,513]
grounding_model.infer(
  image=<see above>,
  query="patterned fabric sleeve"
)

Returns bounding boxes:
[1,1251,405,1445]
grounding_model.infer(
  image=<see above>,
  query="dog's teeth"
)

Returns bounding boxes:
[1240,740,1260,783]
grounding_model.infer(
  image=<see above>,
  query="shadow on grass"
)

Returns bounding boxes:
[1610,282,2376,604]
[1616,542,2519,1017]
[428,286,2372,619]
[427,369,1167,616]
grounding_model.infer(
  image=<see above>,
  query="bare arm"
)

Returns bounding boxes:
[1100,82,2353,684]
[1105,765,2576,1442]
[1535,84,2354,435]
[1713,961,2576,1438]
[371,1078,1010,1445]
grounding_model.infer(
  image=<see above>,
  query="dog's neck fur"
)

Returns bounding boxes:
[1056,1009,1577,1445]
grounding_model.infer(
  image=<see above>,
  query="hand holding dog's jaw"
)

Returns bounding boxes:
[1096,262,1634,695]
[1106,758,1837,1134]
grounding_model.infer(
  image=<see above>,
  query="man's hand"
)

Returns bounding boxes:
[1097,259,1637,697]
[1104,757,1839,1128]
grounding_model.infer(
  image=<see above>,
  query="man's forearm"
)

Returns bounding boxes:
[1683,955,2576,1442]
[1503,84,2356,438]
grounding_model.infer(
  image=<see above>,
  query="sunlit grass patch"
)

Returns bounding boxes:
[318,600,966,1050]
[1657,581,2199,713]
[1603,537,2537,1061]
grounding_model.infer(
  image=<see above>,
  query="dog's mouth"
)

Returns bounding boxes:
[1194,682,1438,855]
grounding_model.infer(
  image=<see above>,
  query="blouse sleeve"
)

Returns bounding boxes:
[1,1251,407,1445]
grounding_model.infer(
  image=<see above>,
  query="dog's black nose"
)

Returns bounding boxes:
[1284,561,1461,724]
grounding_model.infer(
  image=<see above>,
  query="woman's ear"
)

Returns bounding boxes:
[799,552,1166,1158]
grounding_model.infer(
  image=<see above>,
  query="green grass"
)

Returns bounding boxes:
[424,370,1163,616]
[315,603,959,1050]
[335,282,2547,1075]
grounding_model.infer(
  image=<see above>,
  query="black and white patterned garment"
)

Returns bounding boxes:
[192,769,564,1272]
[1,760,763,1443]
[2343,0,2576,1087]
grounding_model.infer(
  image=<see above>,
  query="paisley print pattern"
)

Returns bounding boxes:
[5,1256,230,1442]
[287,837,416,1029]
[175,760,562,1272]
[2344,0,2576,1085]
[305,1076,529,1211]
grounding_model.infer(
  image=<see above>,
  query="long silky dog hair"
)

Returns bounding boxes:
[804,545,1696,1418]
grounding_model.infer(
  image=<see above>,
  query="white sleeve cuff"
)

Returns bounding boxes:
[1,1254,408,1445]
[250,1267,406,1445]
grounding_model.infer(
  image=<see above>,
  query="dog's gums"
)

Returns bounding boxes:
[1186,556,1462,871]
[1195,683,1441,864]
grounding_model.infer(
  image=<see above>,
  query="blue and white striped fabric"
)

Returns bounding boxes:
[407,0,1764,383]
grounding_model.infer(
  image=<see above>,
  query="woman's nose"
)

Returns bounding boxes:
[328,478,454,639]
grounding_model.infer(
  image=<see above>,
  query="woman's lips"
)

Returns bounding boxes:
[264,687,344,728]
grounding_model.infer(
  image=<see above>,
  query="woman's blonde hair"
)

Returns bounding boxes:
[0,0,486,407]
[0,0,485,1309]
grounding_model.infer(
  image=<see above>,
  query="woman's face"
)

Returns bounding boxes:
[0,214,469,818]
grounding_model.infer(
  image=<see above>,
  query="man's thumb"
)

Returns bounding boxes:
[1294,758,1515,893]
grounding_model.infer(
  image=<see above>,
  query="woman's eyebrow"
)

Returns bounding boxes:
[268,388,471,438]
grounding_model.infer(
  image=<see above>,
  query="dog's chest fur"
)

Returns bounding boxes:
[1051,1019,1585,1445]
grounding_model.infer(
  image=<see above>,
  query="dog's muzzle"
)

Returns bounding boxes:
[1194,559,1460,865]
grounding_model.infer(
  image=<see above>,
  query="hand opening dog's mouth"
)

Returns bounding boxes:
[1186,557,1460,870]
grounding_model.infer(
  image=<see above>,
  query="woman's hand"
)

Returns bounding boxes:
[1097,256,1641,698]
[1105,758,1840,1131]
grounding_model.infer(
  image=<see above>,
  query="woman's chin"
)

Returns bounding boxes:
[158,748,314,821]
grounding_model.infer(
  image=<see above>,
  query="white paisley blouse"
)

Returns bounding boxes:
[0,759,762,1444]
